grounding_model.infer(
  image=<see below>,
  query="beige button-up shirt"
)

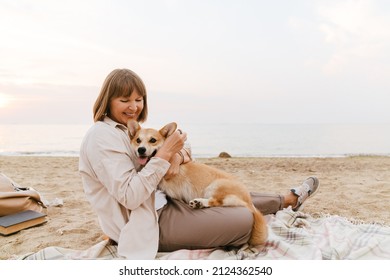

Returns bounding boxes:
[79,117,170,259]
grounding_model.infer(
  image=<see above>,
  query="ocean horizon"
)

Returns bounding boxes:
[0,123,389,158]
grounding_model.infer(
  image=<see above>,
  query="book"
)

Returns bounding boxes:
[0,210,47,236]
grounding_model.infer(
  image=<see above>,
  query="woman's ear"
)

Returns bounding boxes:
[159,122,177,138]
[127,120,141,140]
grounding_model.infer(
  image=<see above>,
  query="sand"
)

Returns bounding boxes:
[1,155,390,260]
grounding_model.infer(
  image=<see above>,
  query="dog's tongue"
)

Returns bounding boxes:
[138,157,149,166]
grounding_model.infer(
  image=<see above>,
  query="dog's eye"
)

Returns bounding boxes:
[136,138,141,144]
[149,138,157,143]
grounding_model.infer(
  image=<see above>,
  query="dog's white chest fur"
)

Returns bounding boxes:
[158,171,200,203]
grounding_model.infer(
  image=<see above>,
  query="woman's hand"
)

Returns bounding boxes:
[164,153,182,179]
[155,130,187,163]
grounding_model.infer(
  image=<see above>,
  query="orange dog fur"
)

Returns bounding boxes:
[127,120,268,246]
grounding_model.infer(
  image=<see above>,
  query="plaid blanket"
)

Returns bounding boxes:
[19,207,390,260]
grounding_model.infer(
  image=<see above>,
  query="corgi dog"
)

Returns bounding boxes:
[127,120,268,246]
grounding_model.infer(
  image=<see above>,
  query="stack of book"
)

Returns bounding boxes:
[0,210,47,236]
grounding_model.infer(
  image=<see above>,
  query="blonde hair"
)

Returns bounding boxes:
[93,69,148,123]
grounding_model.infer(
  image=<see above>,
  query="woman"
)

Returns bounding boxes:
[79,68,319,259]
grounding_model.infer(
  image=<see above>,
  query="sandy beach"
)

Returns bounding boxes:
[1,155,390,260]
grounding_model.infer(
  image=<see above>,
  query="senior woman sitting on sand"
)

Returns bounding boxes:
[79,68,319,259]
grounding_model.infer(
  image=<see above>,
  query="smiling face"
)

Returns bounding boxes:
[127,120,177,166]
[93,69,148,123]
[130,127,166,166]
[108,91,144,125]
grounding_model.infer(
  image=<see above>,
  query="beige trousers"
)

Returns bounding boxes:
[158,193,284,252]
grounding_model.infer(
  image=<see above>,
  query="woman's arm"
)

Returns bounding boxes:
[164,141,192,179]
[182,142,192,163]
[81,125,170,211]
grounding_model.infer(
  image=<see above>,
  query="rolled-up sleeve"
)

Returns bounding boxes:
[79,119,169,257]
[80,121,170,210]
[99,156,169,210]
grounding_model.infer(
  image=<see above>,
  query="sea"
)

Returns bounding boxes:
[0,123,389,158]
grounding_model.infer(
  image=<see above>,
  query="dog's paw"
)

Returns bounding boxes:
[189,199,205,209]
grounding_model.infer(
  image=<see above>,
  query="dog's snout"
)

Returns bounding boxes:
[138,147,146,155]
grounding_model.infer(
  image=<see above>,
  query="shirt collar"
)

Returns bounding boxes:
[103,116,128,132]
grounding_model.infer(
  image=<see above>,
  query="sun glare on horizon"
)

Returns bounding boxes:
[0,93,11,108]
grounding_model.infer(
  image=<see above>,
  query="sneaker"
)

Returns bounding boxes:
[291,177,319,211]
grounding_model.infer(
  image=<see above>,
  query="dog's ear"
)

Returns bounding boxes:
[127,120,141,140]
[159,122,177,138]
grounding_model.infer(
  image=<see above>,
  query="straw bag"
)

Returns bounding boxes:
[0,173,46,216]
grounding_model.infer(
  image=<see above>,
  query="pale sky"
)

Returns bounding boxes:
[0,0,389,125]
